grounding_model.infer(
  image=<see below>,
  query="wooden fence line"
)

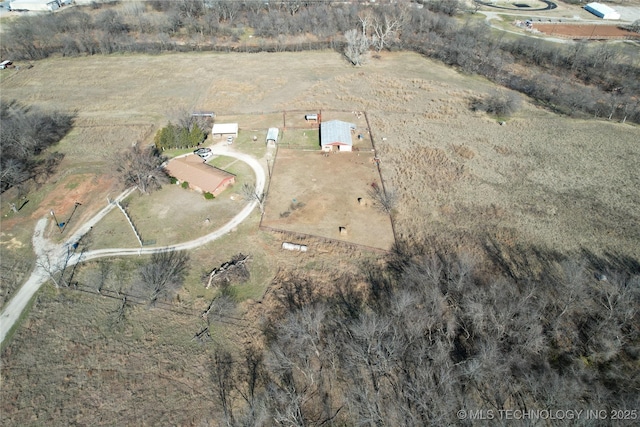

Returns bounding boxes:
[259,225,391,254]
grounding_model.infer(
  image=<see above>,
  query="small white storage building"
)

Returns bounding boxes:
[584,2,620,20]
[266,128,279,147]
[9,0,60,11]
[212,123,238,138]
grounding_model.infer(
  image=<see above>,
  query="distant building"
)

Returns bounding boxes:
[266,128,279,147]
[212,123,238,138]
[9,0,60,12]
[320,120,356,152]
[584,2,620,20]
[164,154,235,197]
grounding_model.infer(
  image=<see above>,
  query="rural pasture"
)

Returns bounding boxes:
[1,51,639,425]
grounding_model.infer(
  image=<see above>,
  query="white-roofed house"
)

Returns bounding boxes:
[320,120,356,152]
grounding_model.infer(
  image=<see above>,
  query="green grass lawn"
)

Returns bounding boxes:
[280,128,320,149]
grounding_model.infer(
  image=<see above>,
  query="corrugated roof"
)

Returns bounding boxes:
[212,123,238,135]
[320,120,355,147]
[164,155,235,196]
[267,128,279,142]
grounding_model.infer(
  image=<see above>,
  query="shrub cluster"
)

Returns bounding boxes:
[471,90,522,117]
[154,122,206,150]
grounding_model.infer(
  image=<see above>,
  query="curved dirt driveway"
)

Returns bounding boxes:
[0,148,265,345]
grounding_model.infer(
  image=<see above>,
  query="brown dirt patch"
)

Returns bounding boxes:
[263,148,395,251]
[534,23,640,39]
[33,174,119,236]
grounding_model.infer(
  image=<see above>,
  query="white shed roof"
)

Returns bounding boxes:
[320,120,355,147]
[10,0,60,11]
[584,2,620,19]
[212,123,238,135]
[267,127,279,142]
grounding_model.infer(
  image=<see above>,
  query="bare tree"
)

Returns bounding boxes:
[115,144,167,194]
[241,183,266,214]
[210,348,236,426]
[371,10,405,53]
[367,182,397,214]
[139,250,190,304]
[344,28,370,66]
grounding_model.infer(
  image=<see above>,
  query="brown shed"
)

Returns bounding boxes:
[164,155,235,197]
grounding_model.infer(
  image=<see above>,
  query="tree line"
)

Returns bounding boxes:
[2,2,639,123]
[0,100,75,193]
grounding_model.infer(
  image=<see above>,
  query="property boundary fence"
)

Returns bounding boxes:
[259,224,391,254]
[258,109,398,253]
[364,111,399,247]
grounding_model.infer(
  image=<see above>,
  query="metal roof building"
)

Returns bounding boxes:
[266,128,279,146]
[212,123,238,137]
[9,0,60,11]
[584,2,620,20]
[320,120,356,152]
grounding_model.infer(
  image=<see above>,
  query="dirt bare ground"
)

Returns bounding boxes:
[1,51,638,425]
[263,149,395,250]
[534,23,640,39]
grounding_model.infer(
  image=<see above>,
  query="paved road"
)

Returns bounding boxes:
[0,147,266,345]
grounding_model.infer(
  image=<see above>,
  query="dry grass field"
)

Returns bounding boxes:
[1,50,639,424]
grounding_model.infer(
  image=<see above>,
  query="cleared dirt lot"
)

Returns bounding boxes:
[534,23,640,39]
[263,148,395,250]
[260,110,394,250]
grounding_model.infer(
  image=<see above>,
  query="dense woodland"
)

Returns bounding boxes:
[204,243,640,425]
[1,0,640,123]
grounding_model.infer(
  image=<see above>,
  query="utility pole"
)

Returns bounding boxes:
[50,209,63,233]
[61,202,82,233]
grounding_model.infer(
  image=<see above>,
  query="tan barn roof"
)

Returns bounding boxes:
[164,155,235,196]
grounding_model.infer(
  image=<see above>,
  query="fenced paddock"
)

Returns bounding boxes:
[261,147,395,251]
[262,225,391,254]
